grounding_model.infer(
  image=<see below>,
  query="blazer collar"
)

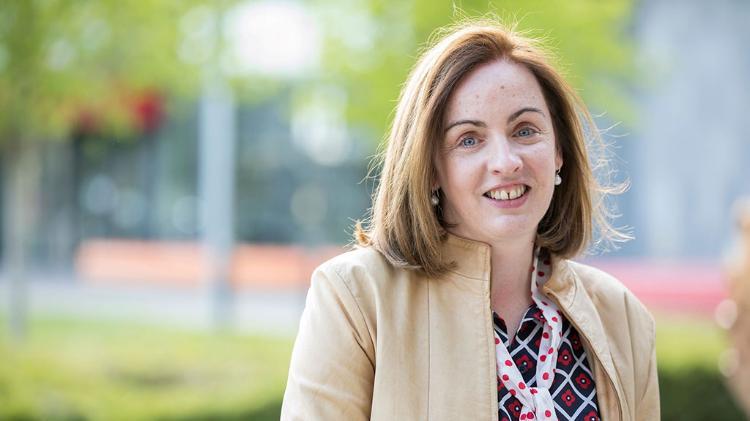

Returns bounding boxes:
[441,232,492,280]
[441,231,582,290]
[441,231,624,416]
[441,232,570,289]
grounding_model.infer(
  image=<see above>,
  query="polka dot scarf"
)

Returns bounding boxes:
[494,248,561,420]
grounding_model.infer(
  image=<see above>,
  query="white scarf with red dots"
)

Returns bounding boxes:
[494,247,562,420]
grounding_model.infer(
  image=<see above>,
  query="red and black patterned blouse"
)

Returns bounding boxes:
[493,304,601,421]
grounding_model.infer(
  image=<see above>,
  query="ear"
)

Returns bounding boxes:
[555,148,563,171]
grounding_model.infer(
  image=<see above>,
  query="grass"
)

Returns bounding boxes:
[0,317,293,420]
[653,312,746,421]
[654,312,731,370]
[0,312,746,420]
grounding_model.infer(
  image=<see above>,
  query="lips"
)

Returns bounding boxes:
[483,184,529,201]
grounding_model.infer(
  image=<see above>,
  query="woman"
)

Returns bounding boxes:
[282,21,659,421]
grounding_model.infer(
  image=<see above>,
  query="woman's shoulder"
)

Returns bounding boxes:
[308,246,419,326]
[315,245,395,280]
[562,259,654,326]
[563,259,626,292]
[311,245,411,299]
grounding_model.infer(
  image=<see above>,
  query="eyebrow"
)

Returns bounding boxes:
[443,119,486,133]
[443,107,546,134]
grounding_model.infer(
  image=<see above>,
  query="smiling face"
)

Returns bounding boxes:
[434,59,562,245]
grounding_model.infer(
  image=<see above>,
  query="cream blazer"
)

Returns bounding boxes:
[281,234,660,420]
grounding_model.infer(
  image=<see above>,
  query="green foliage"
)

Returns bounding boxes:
[311,0,635,143]
[0,0,214,141]
[654,314,746,420]
[659,367,745,421]
[0,313,747,420]
[0,0,636,145]
[655,313,730,370]
[0,317,291,421]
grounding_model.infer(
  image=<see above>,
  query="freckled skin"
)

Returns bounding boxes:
[434,59,562,245]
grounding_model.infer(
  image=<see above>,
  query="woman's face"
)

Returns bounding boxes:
[434,59,562,245]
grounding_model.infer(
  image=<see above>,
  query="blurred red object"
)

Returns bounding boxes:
[70,88,164,137]
[75,239,344,291]
[75,238,729,316]
[72,107,101,137]
[592,259,726,316]
[130,89,164,134]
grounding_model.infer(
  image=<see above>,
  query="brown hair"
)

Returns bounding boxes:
[355,20,629,276]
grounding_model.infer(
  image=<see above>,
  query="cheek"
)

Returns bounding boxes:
[528,143,558,172]
[434,154,453,185]
[439,156,477,194]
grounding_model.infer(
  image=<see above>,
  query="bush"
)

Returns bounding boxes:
[0,317,292,421]
[659,366,745,421]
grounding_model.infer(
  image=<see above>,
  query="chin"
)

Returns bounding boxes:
[482,219,538,242]
[488,228,534,242]
[448,213,541,244]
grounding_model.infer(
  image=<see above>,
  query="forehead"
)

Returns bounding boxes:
[443,59,548,122]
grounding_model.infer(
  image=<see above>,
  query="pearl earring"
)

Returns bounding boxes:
[431,190,439,206]
[555,169,562,186]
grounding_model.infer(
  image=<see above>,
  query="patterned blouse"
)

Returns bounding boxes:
[494,304,601,421]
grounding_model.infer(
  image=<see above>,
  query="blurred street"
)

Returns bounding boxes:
[0,275,305,336]
[0,254,729,334]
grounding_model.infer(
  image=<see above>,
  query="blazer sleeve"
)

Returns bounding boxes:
[281,264,376,421]
[636,316,661,420]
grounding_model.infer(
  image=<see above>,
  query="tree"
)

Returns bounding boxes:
[0,0,212,339]
[310,0,635,142]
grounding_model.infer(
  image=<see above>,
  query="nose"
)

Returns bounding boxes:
[487,135,522,175]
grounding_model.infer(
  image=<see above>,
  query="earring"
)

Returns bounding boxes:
[555,169,562,186]
[431,190,439,206]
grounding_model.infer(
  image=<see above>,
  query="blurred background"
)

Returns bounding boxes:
[1,0,749,419]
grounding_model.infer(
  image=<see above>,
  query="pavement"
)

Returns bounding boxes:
[0,275,308,337]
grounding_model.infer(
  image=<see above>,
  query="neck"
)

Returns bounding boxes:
[488,235,536,311]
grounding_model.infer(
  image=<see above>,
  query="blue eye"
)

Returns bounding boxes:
[516,127,538,137]
[460,136,478,147]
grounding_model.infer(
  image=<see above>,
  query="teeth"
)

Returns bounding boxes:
[509,186,523,200]
[487,185,526,201]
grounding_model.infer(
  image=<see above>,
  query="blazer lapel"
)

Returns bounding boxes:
[542,259,627,420]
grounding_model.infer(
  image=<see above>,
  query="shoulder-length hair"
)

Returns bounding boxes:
[355,20,629,276]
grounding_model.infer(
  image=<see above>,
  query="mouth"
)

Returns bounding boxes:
[483,184,530,201]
